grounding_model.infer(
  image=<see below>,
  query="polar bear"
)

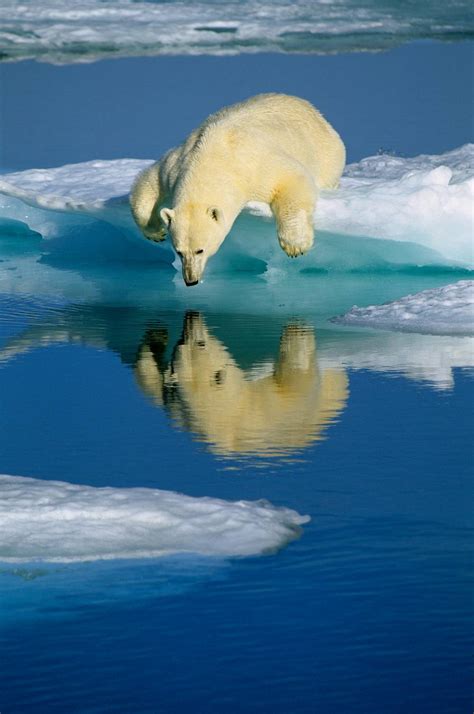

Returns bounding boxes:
[130,93,345,285]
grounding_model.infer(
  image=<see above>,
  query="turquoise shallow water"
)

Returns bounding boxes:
[0,266,472,712]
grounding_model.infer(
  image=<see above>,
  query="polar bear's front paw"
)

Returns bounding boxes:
[143,228,167,244]
[277,210,314,258]
[148,237,166,244]
[278,233,313,257]
[278,228,314,258]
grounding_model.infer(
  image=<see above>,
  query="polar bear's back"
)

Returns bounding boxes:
[200,93,346,189]
[209,93,323,128]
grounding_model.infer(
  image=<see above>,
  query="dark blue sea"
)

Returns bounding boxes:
[0,282,472,713]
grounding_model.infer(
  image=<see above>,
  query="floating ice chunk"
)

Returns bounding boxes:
[331,280,474,335]
[0,145,472,269]
[0,475,309,563]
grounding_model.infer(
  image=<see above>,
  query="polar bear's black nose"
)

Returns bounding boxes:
[185,280,199,287]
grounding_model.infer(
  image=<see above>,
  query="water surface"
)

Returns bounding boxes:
[0,32,473,714]
[0,271,472,713]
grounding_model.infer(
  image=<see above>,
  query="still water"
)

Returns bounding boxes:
[0,268,472,712]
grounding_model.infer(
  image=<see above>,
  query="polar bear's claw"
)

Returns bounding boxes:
[278,233,313,258]
[144,232,166,244]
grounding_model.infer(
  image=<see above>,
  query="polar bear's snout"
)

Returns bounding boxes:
[164,203,225,284]
[179,250,208,286]
[183,259,201,286]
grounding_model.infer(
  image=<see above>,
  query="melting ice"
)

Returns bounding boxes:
[0,474,309,563]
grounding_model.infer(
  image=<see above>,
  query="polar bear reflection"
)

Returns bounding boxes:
[135,313,348,457]
[0,306,347,458]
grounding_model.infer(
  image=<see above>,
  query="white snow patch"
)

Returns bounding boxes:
[0,474,309,563]
[331,280,474,335]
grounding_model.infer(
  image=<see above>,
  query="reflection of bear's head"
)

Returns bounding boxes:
[135,312,348,459]
[160,203,229,286]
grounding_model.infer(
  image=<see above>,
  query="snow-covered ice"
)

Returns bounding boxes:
[0,474,309,563]
[319,145,474,265]
[1,0,471,63]
[331,280,474,335]
[0,145,473,271]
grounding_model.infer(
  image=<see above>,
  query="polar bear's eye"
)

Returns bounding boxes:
[195,249,204,255]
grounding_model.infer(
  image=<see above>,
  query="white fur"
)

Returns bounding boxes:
[130,93,345,284]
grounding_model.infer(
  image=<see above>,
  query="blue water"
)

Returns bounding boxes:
[1,33,473,714]
[0,283,472,713]
[2,42,473,171]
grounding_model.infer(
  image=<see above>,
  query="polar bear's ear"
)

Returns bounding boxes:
[160,207,175,228]
[207,206,223,223]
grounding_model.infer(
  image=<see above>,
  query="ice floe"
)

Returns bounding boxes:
[331,280,474,335]
[0,145,472,272]
[0,474,309,563]
[318,145,474,265]
[1,0,472,63]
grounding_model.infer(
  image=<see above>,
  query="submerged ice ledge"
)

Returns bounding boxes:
[332,280,474,335]
[0,475,309,563]
[0,145,472,272]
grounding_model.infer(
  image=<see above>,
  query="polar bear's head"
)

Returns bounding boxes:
[160,203,227,286]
